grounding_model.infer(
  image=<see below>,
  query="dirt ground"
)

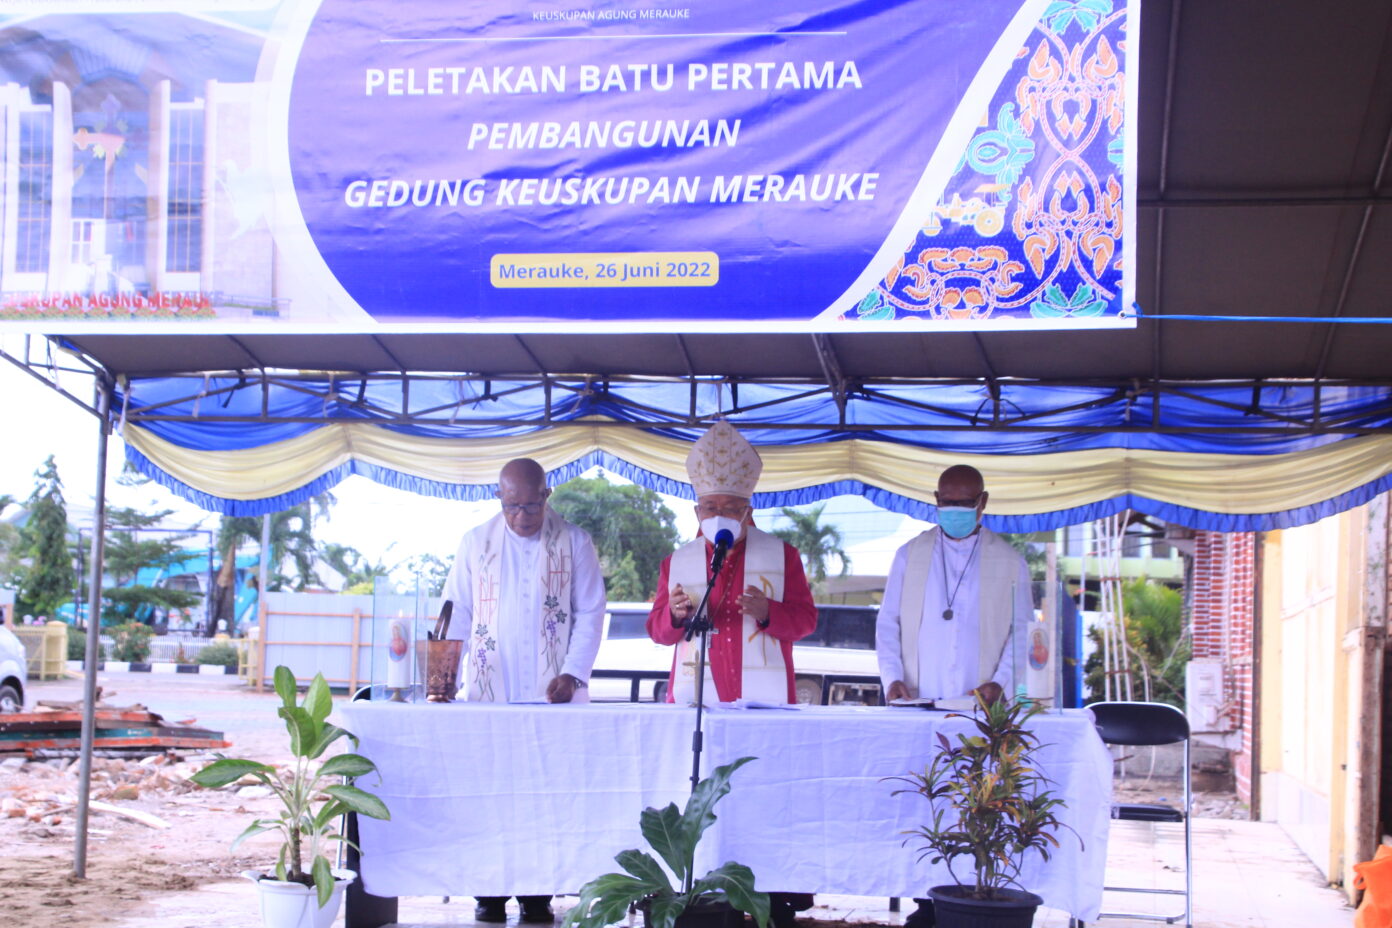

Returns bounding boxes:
[0,675,300,928]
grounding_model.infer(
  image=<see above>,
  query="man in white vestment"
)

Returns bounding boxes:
[875,464,1032,708]
[440,457,606,923]
[875,464,1032,928]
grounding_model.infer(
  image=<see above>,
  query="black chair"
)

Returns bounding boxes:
[1088,701,1192,928]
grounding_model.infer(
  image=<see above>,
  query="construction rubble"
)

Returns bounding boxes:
[0,688,237,837]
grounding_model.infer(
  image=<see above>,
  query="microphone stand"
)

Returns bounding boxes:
[681,540,730,894]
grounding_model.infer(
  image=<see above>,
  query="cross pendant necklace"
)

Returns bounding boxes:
[940,532,982,620]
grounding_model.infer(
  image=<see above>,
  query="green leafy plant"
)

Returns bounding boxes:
[195,641,240,667]
[109,621,154,662]
[564,756,769,928]
[66,624,105,661]
[189,666,391,907]
[891,696,1080,901]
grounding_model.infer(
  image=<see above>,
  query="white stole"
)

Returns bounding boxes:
[898,527,1017,696]
[467,509,575,702]
[670,527,786,706]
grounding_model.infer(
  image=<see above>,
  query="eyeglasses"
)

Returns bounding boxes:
[935,495,982,509]
[501,502,546,516]
[696,503,749,518]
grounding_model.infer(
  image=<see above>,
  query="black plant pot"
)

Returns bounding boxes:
[928,885,1043,928]
[641,899,744,928]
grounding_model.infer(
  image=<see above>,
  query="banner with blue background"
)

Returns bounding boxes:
[0,0,1135,331]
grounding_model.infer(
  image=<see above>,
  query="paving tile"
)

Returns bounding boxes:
[110,819,1356,928]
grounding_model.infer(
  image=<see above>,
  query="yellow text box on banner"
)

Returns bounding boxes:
[490,253,719,289]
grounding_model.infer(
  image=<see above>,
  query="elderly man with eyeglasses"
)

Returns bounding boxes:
[441,457,606,710]
[439,458,607,923]
[647,421,817,706]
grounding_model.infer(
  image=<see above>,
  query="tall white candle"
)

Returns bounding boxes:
[386,616,411,689]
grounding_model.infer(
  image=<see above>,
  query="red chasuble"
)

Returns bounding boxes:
[647,536,817,702]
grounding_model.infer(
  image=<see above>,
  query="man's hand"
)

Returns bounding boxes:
[546,673,580,703]
[669,583,693,628]
[887,680,911,702]
[738,585,769,622]
[972,681,1004,706]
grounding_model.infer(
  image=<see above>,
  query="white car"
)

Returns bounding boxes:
[0,625,26,713]
[588,602,882,705]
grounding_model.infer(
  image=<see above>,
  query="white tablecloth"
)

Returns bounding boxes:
[337,703,1112,920]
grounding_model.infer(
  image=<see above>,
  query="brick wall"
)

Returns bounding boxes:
[1189,530,1256,803]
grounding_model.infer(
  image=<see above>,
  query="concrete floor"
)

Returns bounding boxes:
[114,818,1355,928]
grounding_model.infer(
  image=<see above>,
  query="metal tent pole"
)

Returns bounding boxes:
[258,514,271,630]
[73,378,112,878]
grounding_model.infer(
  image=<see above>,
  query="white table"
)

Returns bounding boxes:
[337,702,1112,920]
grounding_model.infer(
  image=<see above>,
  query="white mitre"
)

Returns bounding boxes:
[686,420,762,498]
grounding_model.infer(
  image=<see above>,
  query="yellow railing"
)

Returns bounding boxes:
[13,621,69,680]
[237,628,261,686]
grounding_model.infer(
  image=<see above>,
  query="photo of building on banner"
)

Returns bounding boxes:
[0,0,1136,332]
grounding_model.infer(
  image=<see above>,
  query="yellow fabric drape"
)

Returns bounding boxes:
[123,419,1392,516]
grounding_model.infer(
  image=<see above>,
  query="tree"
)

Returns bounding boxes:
[548,476,679,601]
[322,543,393,591]
[213,495,334,630]
[397,552,453,598]
[769,503,849,591]
[1001,532,1047,581]
[19,456,74,617]
[0,494,23,591]
[99,506,203,625]
[1083,578,1188,707]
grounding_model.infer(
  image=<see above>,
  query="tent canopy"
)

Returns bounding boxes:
[9,0,1392,531]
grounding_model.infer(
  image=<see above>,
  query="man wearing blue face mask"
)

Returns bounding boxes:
[875,464,1032,709]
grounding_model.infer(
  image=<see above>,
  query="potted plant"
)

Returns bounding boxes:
[891,696,1080,928]
[190,666,391,928]
[564,756,770,928]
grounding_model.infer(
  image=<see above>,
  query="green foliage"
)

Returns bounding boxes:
[190,667,390,908]
[564,757,769,928]
[214,495,334,628]
[768,503,849,588]
[322,543,393,591]
[1000,533,1047,581]
[109,622,155,662]
[66,623,105,661]
[1083,578,1188,707]
[891,696,1080,901]
[19,456,74,618]
[549,475,679,601]
[195,641,240,667]
[103,585,203,623]
[103,507,187,575]
[396,552,453,597]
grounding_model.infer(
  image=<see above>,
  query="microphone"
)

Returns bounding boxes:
[685,528,736,643]
[709,528,735,576]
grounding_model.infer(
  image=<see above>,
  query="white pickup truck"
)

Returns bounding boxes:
[588,602,882,705]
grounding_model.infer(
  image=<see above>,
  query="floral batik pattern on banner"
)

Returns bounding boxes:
[847,0,1127,323]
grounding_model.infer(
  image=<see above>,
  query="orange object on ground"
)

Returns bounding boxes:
[1355,845,1392,928]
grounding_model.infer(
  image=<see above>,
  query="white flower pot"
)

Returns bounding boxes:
[242,868,355,928]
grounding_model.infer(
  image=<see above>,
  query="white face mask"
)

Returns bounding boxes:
[700,516,744,544]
